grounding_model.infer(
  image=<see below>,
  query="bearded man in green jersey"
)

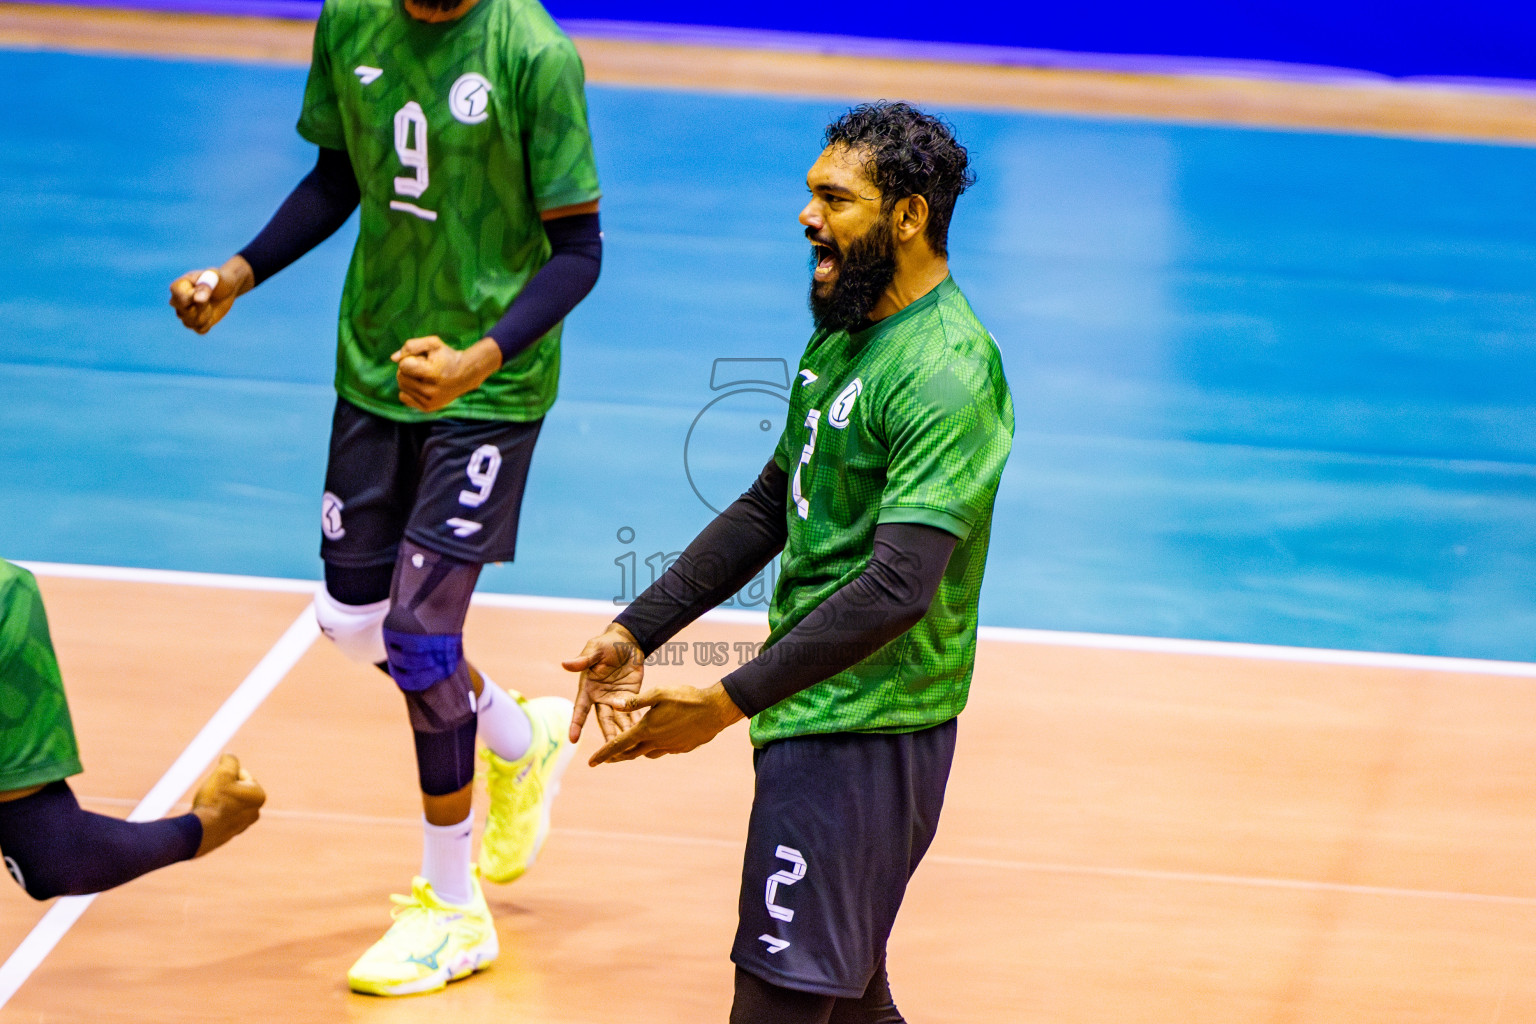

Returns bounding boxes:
[169,0,603,997]
[564,102,1013,1023]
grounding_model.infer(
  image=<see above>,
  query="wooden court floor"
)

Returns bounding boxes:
[4,575,1536,1022]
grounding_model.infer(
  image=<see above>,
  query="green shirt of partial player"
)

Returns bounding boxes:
[0,561,83,792]
[297,0,603,422]
[754,276,1014,746]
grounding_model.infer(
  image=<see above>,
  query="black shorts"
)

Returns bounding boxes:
[319,398,543,568]
[731,718,958,998]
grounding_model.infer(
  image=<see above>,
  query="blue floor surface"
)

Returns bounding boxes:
[2,50,1534,660]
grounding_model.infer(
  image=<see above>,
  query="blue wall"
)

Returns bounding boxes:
[35,0,1536,82]
[543,0,1536,80]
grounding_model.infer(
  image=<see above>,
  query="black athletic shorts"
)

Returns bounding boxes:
[731,717,958,998]
[319,397,543,567]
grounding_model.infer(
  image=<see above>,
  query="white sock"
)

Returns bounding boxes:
[477,679,533,762]
[421,814,474,906]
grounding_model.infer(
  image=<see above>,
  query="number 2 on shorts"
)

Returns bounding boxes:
[458,444,502,508]
[764,844,806,922]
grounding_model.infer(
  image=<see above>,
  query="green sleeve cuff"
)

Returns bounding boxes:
[876,503,971,541]
[0,759,82,793]
[536,186,603,213]
[297,122,346,153]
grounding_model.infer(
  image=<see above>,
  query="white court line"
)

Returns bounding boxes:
[69,799,1536,912]
[918,855,1536,909]
[0,605,320,1011]
[17,560,319,594]
[22,560,1536,678]
[975,624,1536,678]
[472,590,776,630]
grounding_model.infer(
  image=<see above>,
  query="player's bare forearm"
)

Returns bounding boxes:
[392,335,503,412]
[169,255,255,335]
[588,682,746,766]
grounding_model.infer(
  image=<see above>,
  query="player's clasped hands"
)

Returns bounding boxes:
[392,335,502,413]
[563,623,746,767]
[585,684,746,766]
[562,622,647,746]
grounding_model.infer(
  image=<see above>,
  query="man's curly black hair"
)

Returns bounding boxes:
[823,101,975,258]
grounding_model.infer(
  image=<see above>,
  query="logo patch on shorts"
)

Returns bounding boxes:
[449,73,492,125]
[5,854,23,889]
[445,517,482,538]
[321,491,346,540]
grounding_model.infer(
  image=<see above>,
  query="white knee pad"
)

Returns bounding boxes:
[313,587,389,665]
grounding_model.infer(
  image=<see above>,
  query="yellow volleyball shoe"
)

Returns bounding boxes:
[346,873,497,997]
[478,693,577,884]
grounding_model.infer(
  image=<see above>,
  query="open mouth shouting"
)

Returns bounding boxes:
[805,215,898,332]
[809,234,840,284]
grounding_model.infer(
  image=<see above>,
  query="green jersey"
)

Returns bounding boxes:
[754,276,1014,746]
[298,0,602,422]
[0,561,82,791]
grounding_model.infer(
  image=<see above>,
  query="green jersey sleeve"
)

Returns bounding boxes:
[773,412,795,473]
[0,562,83,791]
[296,1,345,151]
[876,352,1012,541]
[518,38,601,212]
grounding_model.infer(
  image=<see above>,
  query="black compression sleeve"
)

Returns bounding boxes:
[729,963,903,1024]
[237,146,360,285]
[0,781,202,900]
[614,459,788,654]
[486,212,603,364]
[730,967,836,1024]
[719,522,957,718]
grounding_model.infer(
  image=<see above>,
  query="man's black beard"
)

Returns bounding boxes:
[808,221,897,333]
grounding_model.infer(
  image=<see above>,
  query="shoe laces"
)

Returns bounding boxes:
[387,880,460,925]
[388,892,425,922]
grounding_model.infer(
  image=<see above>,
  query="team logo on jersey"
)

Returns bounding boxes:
[354,65,383,85]
[828,378,862,429]
[449,73,492,125]
[321,491,345,540]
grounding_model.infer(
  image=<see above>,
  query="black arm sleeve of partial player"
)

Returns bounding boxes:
[0,781,202,900]
[237,146,360,286]
[486,212,603,364]
[614,459,789,654]
[719,522,958,719]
